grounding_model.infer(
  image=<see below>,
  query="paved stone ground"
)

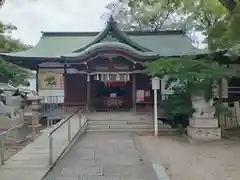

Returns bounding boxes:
[138,135,240,180]
[43,132,159,180]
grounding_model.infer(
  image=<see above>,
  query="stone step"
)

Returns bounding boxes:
[87,124,155,129]
[87,119,166,125]
[87,124,173,131]
[86,128,177,133]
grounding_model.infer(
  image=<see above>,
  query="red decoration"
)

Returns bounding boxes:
[104,81,126,88]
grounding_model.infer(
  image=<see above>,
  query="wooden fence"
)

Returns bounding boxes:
[219,101,240,129]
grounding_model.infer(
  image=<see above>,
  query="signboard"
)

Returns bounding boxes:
[136,90,145,102]
[145,90,150,97]
[152,77,160,90]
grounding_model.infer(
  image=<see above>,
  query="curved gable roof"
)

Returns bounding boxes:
[73,16,150,53]
[0,18,210,59]
[62,42,159,60]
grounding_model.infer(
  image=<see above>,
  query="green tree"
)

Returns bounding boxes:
[147,56,238,123]
[105,0,240,53]
[0,21,32,86]
[0,58,30,86]
[102,0,186,31]
[148,57,236,94]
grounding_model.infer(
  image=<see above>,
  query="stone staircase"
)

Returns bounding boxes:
[85,112,177,134]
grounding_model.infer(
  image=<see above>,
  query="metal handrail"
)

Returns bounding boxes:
[0,124,24,165]
[48,110,78,136]
[48,107,86,165]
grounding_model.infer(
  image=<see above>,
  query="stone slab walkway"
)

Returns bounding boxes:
[43,132,160,180]
[0,114,81,180]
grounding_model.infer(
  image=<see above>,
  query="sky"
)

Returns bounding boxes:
[0,0,205,90]
[0,0,112,90]
[0,0,111,45]
[0,0,205,47]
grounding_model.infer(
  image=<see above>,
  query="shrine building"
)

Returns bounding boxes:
[1,17,228,112]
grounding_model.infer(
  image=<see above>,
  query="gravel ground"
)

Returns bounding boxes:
[137,135,240,180]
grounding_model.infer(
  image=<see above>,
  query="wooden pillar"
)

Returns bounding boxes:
[63,62,67,106]
[86,74,90,112]
[132,74,136,112]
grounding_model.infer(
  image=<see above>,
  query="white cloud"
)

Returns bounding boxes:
[0,0,110,45]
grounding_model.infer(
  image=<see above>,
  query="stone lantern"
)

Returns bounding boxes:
[26,95,42,139]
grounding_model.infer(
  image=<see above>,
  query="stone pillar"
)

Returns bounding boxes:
[161,77,166,101]
[187,95,221,141]
[221,78,228,99]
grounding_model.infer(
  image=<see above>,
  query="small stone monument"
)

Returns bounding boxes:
[187,95,221,140]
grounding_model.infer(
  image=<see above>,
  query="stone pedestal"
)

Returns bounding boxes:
[187,117,221,141]
[188,95,221,141]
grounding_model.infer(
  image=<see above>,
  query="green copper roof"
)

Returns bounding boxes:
[0,18,209,59]
[62,42,159,60]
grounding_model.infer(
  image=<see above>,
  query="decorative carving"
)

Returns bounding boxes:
[44,75,56,88]
[102,34,119,42]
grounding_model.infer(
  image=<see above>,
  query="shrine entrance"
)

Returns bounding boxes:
[92,72,133,112]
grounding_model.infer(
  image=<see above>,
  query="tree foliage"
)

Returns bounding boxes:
[0,20,32,86]
[147,56,239,95]
[104,0,240,52]
[147,56,238,119]
[0,58,30,86]
[102,0,187,31]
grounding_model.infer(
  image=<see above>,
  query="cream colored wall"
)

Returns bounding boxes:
[38,71,64,90]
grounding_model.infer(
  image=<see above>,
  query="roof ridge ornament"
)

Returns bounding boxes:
[107,15,117,27]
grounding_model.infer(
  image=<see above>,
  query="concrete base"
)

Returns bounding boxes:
[189,117,218,128]
[187,126,221,141]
